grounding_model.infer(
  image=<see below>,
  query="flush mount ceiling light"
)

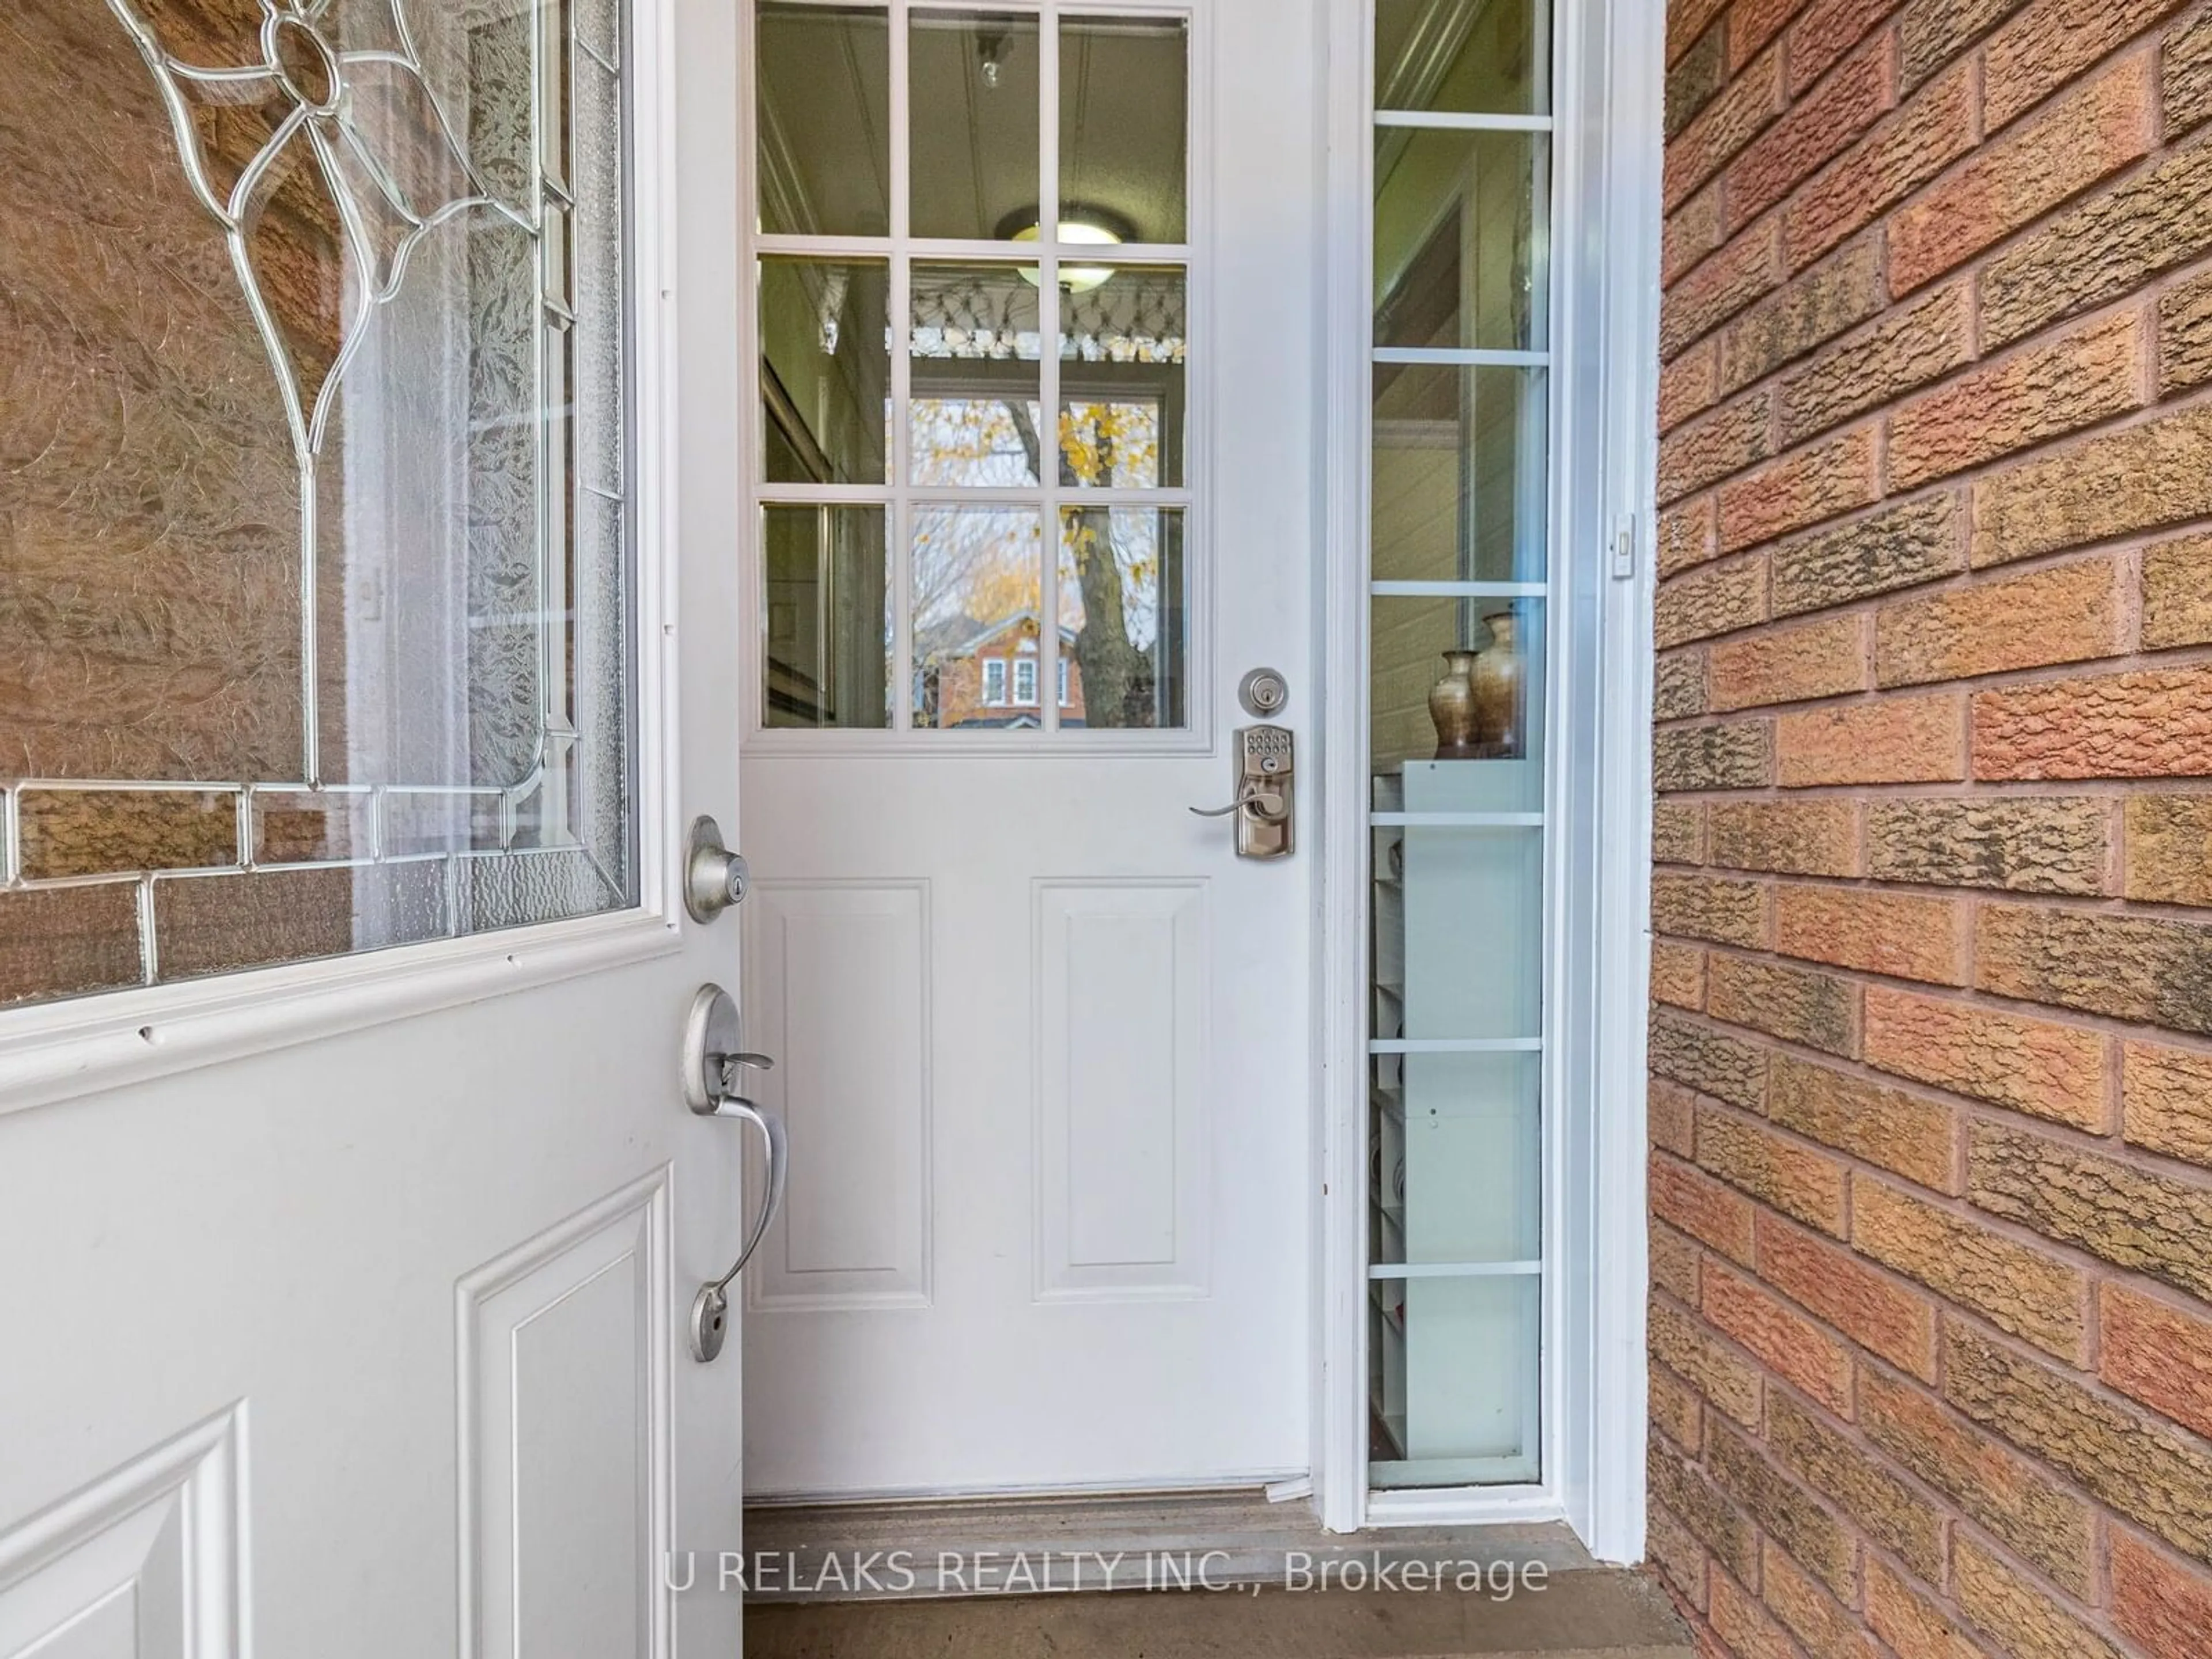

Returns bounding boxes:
[1012,219,1122,293]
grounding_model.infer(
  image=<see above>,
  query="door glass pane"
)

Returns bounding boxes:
[1374,131,1550,352]
[762,507,891,729]
[0,0,639,1008]
[763,257,892,485]
[911,263,1043,486]
[1058,509,1185,730]
[1060,16,1188,244]
[1372,365,1547,583]
[912,507,1046,729]
[1374,0,1550,116]
[757,3,891,237]
[911,10,1041,241]
[1061,267,1187,490]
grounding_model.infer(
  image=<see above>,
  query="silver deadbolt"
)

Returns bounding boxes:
[681,983,787,1362]
[1238,667,1290,718]
[684,815,749,923]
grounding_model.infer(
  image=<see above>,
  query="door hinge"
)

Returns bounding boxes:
[1609,513,1638,582]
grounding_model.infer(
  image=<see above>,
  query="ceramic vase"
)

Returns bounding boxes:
[1470,611,1524,756]
[1427,649,1482,757]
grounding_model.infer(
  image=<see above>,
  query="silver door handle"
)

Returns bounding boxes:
[1189,782,1289,824]
[682,984,790,1362]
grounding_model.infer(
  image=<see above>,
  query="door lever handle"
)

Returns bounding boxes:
[1189,783,1289,824]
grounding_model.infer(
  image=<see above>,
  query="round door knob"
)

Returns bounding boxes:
[684,815,749,923]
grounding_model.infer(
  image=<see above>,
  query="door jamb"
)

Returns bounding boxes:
[1309,0,1661,1561]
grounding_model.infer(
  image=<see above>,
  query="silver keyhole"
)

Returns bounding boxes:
[1238,668,1289,718]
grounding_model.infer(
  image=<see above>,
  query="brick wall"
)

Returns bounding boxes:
[1650,0,2212,1654]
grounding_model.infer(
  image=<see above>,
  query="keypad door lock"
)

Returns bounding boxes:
[1191,724,1294,859]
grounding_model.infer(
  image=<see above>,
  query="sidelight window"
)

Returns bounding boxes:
[752,1,1192,735]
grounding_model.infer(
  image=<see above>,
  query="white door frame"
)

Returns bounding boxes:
[1309,0,1662,1559]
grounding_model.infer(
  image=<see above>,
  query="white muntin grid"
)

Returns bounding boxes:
[1362,2,1560,1490]
[744,0,1201,743]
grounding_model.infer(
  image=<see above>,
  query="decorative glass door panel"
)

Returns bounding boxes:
[1366,0,1551,1489]
[0,0,637,1009]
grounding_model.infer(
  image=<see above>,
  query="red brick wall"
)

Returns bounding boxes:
[1651,0,2212,1653]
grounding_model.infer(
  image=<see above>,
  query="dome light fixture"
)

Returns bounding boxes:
[1013,219,1122,294]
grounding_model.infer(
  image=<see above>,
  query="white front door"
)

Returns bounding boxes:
[0,0,752,1650]
[738,0,1318,1497]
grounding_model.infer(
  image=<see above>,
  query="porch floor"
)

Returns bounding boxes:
[746,1570,1692,1657]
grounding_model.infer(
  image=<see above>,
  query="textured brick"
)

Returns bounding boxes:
[1656,721,1775,791]
[1771,493,1964,616]
[1877,559,2122,689]
[2123,1039,2212,1168]
[1775,885,1969,984]
[1658,339,1720,434]
[1705,1264,1855,1414]
[1863,795,2111,895]
[1717,236,1885,396]
[1660,393,1771,503]
[1658,497,1718,578]
[1654,1220,1705,1302]
[1654,1152,1759,1262]
[1664,221,1784,359]
[1972,402,2212,566]
[2158,268,2212,395]
[1658,558,1768,649]
[1666,20,1728,140]
[2111,1528,2212,1659]
[1696,1105,1849,1233]
[1776,283,1971,447]
[1945,1321,2212,1564]
[1729,0,1801,69]
[1709,800,1860,877]
[1859,1362,2096,1593]
[1969,1119,2212,1301]
[1653,942,1708,1012]
[1951,1532,2128,1659]
[2168,6,2212,134]
[1898,0,2029,91]
[1653,798,1707,864]
[1973,665,2212,779]
[1757,1214,1937,1378]
[1666,50,1786,213]
[1777,692,1965,786]
[1664,184,1726,287]
[1977,902,2212,1036]
[1717,428,1878,553]
[1668,0,1731,61]
[1709,955,1861,1055]
[1985,0,2185,132]
[1862,985,2109,1130]
[1760,1542,1878,1659]
[1888,313,2146,490]
[2124,794,2212,904]
[1651,1437,1759,1580]
[2101,1284,2212,1441]
[1650,1358,1706,1450]
[1854,1176,2088,1359]
[1707,614,1868,711]
[1655,650,1710,721]
[1653,872,1772,949]
[1768,1389,1946,1579]
[1654,1077,1699,1156]
[1653,1293,1765,1426]
[1788,0,1908,97]
[2140,531,2212,645]
[1646,1503,1708,1608]
[1784,62,1976,268]
[1890,56,2157,292]
[1982,142,2212,351]
[1770,1053,1960,1194]
[1706,1418,1859,1594]
[1721,36,1894,234]
[1708,1569,1794,1659]
[1864,1554,1982,1659]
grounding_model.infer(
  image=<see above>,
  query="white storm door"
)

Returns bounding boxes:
[0,0,749,1653]
[738,0,1318,1497]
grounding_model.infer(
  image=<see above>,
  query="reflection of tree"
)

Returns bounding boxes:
[1057,403,1160,728]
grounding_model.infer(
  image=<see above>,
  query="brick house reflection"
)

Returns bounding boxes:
[917,612,1088,729]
